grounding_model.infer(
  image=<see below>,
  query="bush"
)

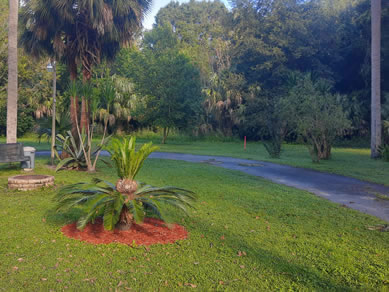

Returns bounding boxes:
[379,145,389,162]
[239,87,290,158]
[0,106,35,137]
[380,121,389,162]
[287,74,351,162]
[55,137,196,231]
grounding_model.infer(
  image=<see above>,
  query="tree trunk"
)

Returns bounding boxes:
[371,0,381,158]
[69,60,79,138]
[70,96,79,138]
[80,96,88,133]
[80,68,91,134]
[162,127,169,144]
[6,0,18,143]
[116,205,133,231]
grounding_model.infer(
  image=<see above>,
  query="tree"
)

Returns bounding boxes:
[19,0,152,135]
[117,26,202,143]
[0,0,7,100]
[6,0,18,143]
[287,73,351,162]
[240,86,291,158]
[371,0,381,158]
[155,1,236,136]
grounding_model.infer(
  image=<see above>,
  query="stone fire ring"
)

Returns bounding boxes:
[8,175,55,191]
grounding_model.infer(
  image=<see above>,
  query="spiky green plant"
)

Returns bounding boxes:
[54,130,109,172]
[107,137,159,180]
[54,131,87,171]
[56,137,196,230]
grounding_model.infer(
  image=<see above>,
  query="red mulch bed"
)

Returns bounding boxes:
[61,218,188,246]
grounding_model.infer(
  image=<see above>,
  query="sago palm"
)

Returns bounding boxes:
[55,137,196,230]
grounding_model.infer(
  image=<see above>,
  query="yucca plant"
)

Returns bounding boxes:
[54,131,87,171]
[54,130,109,171]
[55,137,196,231]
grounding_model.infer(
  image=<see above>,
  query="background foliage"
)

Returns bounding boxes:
[0,0,388,152]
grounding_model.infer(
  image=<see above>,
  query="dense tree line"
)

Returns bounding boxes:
[0,0,388,152]
[150,0,388,143]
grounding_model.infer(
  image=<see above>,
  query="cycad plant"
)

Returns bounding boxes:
[55,137,196,231]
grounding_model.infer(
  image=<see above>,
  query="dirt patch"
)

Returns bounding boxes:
[62,218,188,246]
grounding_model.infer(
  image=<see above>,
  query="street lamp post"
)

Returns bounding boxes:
[47,61,56,166]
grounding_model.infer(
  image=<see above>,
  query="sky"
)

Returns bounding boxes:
[143,0,231,30]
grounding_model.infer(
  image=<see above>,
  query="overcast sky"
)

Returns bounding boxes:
[143,0,231,30]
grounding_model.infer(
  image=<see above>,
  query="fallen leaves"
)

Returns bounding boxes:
[237,251,247,257]
[184,283,197,288]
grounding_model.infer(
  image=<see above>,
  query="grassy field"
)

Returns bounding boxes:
[0,158,388,290]
[2,134,388,186]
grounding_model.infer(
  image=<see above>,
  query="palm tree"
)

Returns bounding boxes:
[6,0,18,143]
[19,0,152,134]
[55,137,196,231]
[371,0,381,158]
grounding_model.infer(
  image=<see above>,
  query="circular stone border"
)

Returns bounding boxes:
[8,175,55,191]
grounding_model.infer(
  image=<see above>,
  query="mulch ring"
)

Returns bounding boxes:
[61,218,188,246]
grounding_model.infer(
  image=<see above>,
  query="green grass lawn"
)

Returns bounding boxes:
[0,158,388,290]
[2,134,387,186]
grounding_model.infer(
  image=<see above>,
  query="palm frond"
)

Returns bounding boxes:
[106,137,159,179]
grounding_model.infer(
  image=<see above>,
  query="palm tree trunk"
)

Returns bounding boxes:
[70,96,79,138]
[116,205,133,230]
[371,0,381,158]
[69,60,79,138]
[80,97,88,133]
[80,68,91,134]
[6,0,18,143]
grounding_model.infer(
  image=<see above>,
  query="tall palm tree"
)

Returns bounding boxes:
[19,0,152,134]
[6,0,18,143]
[371,0,381,158]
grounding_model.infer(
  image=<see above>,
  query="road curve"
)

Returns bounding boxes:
[37,151,389,222]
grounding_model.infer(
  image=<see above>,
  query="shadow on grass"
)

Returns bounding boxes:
[0,163,21,171]
[44,207,83,227]
[192,216,353,290]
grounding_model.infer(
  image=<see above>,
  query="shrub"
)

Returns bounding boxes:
[54,130,108,171]
[240,87,290,158]
[37,112,72,142]
[287,74,351,162]
[0,106,35,137]
[55,137,196,231]
[379,145,389,162]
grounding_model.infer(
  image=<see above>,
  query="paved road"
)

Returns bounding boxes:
[37,151,389,222]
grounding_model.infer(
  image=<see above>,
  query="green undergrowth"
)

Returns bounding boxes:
[0,158,388,290]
